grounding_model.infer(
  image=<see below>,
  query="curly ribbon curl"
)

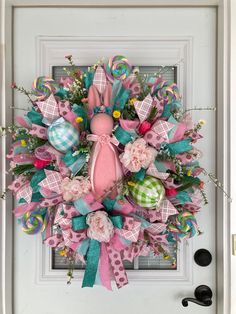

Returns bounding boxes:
[21,210,48,235]
[32,76,58,100]
[106,56,132,82]
[152,81,180,104]
[167,211,200,239]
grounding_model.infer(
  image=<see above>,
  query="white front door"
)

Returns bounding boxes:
[13,7,216,314]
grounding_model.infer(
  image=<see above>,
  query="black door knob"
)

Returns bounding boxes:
[194,249,212,266]
[182,285,213,307]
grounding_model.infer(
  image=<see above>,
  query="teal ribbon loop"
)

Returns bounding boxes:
[72,215,88,231]
[82,239,101,288]
[133,168,146,181]
[111,79,130,110]
[27,108,44,126]
[110,215,123,229]
[62,151,87,175]
[114,126,133,145]
[166,138,192,155]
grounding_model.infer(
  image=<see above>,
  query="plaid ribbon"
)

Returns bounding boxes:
[16,182,33,204]
[134,93,153,122]
[93,66,107,94]
[38,169,62,195]
[146,162,170,180]
[144,120,175,148]
[36,94,60,123]
[116,217,141,242]
[156,199,178,223]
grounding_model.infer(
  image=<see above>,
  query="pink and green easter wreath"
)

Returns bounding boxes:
[5,55,213,290]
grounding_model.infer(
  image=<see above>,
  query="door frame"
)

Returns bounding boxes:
[0,1,233,314]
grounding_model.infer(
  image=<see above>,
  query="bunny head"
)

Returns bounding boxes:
[88,66,114,135]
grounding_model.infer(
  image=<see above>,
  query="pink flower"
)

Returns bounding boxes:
[120,138,157,172]
[86,211,114,243]
[138,121,152,135]
[61,176,91,202]
[165,188,177,197]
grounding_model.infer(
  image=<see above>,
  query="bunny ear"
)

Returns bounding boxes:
[88,85,101,118]
[103,82,112,108]
[93,66,107,94]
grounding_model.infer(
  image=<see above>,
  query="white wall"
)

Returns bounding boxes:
[230,0,236,313]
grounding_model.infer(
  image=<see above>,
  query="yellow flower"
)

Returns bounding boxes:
[127,181,136,187]
[113,110,121,119]
[59,250,66,257]
[75,116,83,123]
[187,170,192,177]
[20,140,27,147]
[163,254,170,260]
[129,98,137,106]
[199,119,206,126]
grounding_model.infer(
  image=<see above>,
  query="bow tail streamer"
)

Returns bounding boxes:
[82,239,101,288]
[106,243,128,289]
[99,243,112,290]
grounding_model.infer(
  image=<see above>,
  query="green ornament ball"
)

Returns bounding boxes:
[130,176,165,209]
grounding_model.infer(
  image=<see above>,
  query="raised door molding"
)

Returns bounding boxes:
[35,35,193,285]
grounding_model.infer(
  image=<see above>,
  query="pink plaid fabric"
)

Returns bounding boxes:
[146,223,166,234]
[93,66,107,94]
[117,220,141,242]
[39,170,62,194]
[157,199,178,223]
[146,162,170,180]
[16,183,32,204]
[152,120,175,141]
[36,94,59,123]
[134,94,153,122]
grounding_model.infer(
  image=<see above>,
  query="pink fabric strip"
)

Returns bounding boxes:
[106,243,128,289]
[87,134,121,195]
[99,242,112,290]
[14,202,39,217]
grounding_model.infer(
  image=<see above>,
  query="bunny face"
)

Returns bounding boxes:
[90,113,114,136]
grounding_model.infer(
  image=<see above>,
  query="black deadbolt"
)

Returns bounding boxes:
[194,249,212,267]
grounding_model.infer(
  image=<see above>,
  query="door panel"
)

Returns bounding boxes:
[13,7,216,314]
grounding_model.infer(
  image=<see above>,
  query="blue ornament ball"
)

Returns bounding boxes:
[47,117,79,153]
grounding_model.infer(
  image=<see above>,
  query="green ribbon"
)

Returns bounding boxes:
[72,216,88,231]
[114,126,133,145]
[82,239,101,288]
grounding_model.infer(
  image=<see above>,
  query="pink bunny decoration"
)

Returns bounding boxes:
[87,66,123,200]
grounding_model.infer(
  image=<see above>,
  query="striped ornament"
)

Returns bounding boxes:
[130,176,165,209]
